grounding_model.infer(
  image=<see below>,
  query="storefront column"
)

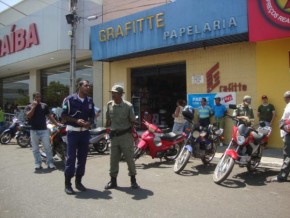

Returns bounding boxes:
[93,61,103,127]
[29,69,40,102]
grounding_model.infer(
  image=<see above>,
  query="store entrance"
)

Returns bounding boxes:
[131,63,186,130]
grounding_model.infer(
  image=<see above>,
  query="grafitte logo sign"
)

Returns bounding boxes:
[258,0,290,30]
[206,62,247,93]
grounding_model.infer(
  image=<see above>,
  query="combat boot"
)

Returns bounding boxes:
[130,175,139,189]
[104,177,117,189]
[75,176,87,191]
[65,176,75,195]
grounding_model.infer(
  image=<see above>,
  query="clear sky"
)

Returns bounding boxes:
[0,0,23,13]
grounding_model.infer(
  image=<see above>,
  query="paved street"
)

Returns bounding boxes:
[0,142,290,218]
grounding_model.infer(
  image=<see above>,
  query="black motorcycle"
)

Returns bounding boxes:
[0,118,20,144]
[16,122,31,148]
[173,108,224,174]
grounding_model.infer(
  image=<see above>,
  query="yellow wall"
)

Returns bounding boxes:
[103,42,258,144]
[256,38,290,148]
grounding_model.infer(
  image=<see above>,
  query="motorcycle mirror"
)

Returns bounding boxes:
[229,104,237,109]
[259,121,266,127]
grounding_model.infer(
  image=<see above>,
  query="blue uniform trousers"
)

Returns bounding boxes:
[65,130,90,178]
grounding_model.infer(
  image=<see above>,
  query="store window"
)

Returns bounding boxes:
[41,60,93,107]
[0,74,29,113]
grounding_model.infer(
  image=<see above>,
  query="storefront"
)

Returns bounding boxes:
[0,0,102,122]
[91,0,290,148]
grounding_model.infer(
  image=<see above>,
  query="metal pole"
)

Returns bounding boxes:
[70,15,76,94]
[69,0,77,94]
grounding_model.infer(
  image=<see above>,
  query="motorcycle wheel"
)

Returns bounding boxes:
[173,147,191,174]
[201,142,217,164]
[165,142,183,161]
[133,147,144,160]
[213,154,235,184]
[94,138,109,153]
[17,134,30,148]
[0,132,12,144]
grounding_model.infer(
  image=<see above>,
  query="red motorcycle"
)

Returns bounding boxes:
[213,105,272,184]
[133,120,186,161]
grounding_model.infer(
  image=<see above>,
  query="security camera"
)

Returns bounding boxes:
[68,30,72,36]
[87,15,98,21]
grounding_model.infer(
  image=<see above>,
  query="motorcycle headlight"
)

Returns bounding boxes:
[237,135,246,145]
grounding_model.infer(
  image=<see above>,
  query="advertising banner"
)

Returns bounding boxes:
[187,92,236,109]
[248,0,290,42]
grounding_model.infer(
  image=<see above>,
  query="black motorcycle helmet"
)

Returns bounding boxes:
[182,105,194,122]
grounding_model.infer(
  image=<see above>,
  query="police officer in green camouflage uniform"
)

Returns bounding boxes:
[233,95,255,125]
[104,85,139,189]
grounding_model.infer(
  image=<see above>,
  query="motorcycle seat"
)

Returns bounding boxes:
[160,132,183,141]
[89,127,106,135]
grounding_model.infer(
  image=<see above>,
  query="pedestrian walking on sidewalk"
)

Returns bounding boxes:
[61,80,95,194]
[25,92,60,171]
[271,91,290,182]
[104,85,139,190]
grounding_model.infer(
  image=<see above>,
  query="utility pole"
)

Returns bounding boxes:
[69,0,77,94]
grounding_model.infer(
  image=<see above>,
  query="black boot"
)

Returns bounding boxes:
[131,176,139,189]
[65,176,75,195]
[105,177,117,189]
[75,176,87,191]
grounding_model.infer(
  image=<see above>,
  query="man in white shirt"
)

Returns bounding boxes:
[271,91,290,182]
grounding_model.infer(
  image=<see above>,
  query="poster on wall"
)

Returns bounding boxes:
[187,92,236,109]
[248,0,290,42]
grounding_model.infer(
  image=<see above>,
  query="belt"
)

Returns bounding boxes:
[66,125,88,132]
[110,127,131,138]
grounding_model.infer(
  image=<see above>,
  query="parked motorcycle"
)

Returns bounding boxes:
[133,120,186,161]
[0,117,20,144]
[16,122,31,148]
[47,124,67,163]
[173,122,224,174]
[213,105,272,184]
[89,127,110,153]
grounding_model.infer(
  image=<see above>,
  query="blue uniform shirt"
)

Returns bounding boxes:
[61,93,95,127]
[213,104,227,118]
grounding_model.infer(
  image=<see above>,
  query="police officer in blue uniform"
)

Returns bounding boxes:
[61,80,95,195]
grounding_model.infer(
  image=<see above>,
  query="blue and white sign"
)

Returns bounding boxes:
[187,92,237,109]
[91,0,248,61]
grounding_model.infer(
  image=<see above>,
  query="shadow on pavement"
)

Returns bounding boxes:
[135,159,174,170]
[174,161,216,176]
[114,186,154,200]
[216,168,280,188]
[75,189,113,200]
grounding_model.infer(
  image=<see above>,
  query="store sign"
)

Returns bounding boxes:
[0,23,39,57]
[206,62,248,93]
[248,0,290,42]
[91,0,248,61]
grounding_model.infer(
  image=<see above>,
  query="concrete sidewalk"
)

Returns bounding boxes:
[216,145,283,168]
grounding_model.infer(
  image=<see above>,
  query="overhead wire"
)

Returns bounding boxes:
[0,0,27,16]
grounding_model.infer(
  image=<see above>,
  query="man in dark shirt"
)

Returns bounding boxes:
[25,92,60,171]
[257,95,276,127]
